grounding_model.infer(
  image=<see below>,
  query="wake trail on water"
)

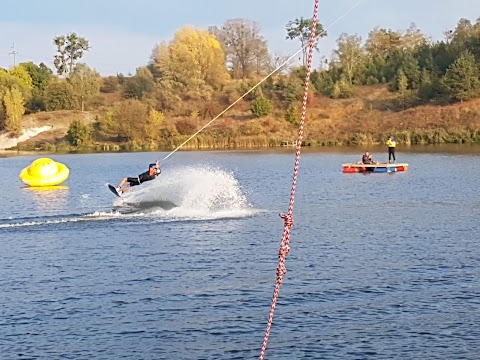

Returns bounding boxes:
[0,166,257,229]
[0,211,129,229]
[112,165,257,220]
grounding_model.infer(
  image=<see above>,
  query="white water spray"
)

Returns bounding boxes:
[115,165,256,220]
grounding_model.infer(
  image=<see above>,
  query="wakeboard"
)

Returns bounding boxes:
[108,183,122,197]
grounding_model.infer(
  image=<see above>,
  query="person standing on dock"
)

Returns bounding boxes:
[387,136,396,163]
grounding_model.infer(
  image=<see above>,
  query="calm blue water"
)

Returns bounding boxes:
[1,149,479,359]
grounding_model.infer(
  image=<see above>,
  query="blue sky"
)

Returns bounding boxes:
[1,0,479,75]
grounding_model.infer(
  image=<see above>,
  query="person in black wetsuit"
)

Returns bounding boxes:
[116,161,161,194]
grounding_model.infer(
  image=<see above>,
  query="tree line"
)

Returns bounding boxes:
[1,16,480,148]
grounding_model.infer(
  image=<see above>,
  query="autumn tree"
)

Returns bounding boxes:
[151,26,229,100]
[112,99,149,142]
[122,66,155,100]
[0,68,32,100]
[450,18,476,47]
[365,28,402,57]
[333,33,365,84]
[210,19,270,78]
[0,69,32,121]
[286,17,326,66]
[401,23,427,51]
[9,66,33,89]
[145,108,165,144]
[2,87,25,136]
[68,63,101,111]
[53,33,90,76]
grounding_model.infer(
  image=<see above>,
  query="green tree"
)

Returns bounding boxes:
[250,97,272,117]
[402,55,421,89]
[2,87,25,136]
[18,62,53,112]
[286,17,326,66]
[267,73,304,105]
[443,50,480,102]
[44,80,78,110]
[68,63,100,111]
[66,119,91,146]
[19,62,53,93]
[330,77,353,99]
[53,33,90,76]
[418,68,448,102]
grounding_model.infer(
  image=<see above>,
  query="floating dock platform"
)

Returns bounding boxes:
[342,163,409,173]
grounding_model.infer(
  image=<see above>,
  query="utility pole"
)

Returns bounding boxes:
[9,43,17,67]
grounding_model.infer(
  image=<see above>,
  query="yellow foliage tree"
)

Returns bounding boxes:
[113,99,149,142]
[151,26,229,99]
[3,87,25,136]
[10,66,33,89]
[0,70,32,101]
[145,108,165,143]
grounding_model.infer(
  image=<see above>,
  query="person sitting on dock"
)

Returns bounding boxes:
[362,152,373,164]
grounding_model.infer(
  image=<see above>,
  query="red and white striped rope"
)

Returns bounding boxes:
[258,0,320,358]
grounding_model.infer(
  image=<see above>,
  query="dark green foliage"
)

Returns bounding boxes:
[311,70,335,95]
[443,50,480,102]
[122,74,154,100]
[418,69,449,102]
[264,73,303,107]
[19,62,53,94]
[66,119,91,146]
[44,80,78,111]
[26,95,46,113]
[250,97,273,117]
[400,54,421,89]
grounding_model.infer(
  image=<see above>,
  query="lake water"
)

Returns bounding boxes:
[1,148,479,359]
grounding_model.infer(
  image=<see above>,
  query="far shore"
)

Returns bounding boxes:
[2,143,480,158]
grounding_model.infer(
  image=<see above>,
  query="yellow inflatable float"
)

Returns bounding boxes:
[19,158,70,187]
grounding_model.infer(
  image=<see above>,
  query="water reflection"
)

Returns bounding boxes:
[23,185,70,212]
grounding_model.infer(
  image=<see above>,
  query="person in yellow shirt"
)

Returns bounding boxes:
[387,136,396,163]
